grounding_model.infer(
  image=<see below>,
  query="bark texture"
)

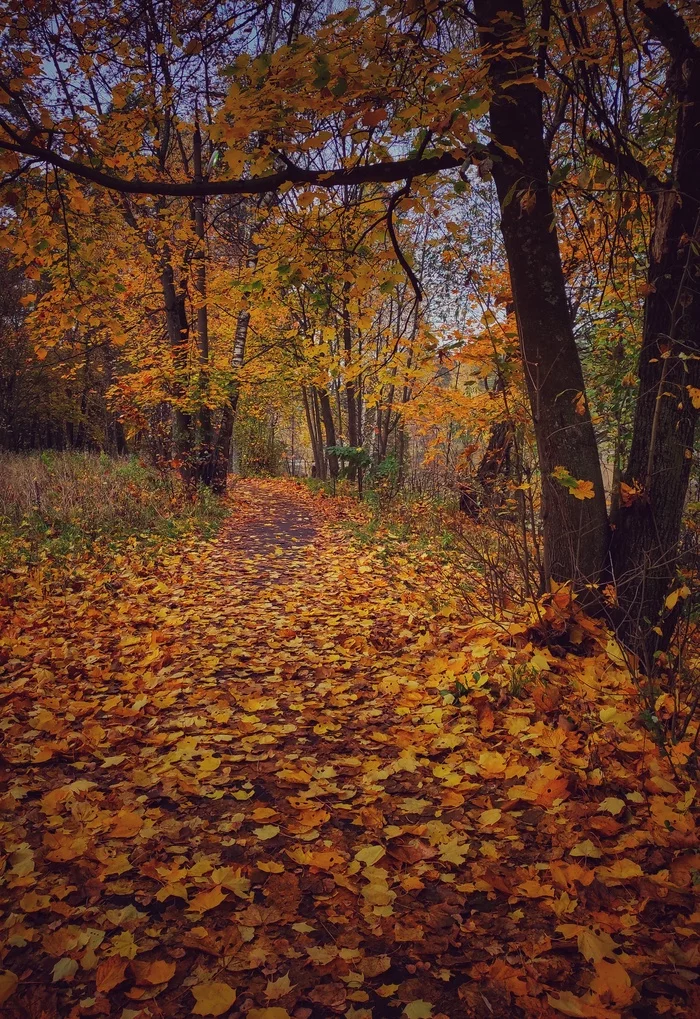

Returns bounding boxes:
[475,0,609,589]
[610,2,700,650]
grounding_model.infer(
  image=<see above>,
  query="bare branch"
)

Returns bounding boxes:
[386,181,422,302]
[0,136,470,198]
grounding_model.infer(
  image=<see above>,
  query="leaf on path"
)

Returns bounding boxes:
[96,956,128,993]
[189,886,228,913]
[0,971,18,1004]
[404,1001,434,1018]
[254,825,281,840]
[131,958,176,985]
[111,809,143,838]
[265,972,294,1000]
[191,980,237,1016]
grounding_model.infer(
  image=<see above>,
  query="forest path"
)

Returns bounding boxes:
[1,479,694,1019]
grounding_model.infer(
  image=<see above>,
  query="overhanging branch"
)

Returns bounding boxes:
[0,136,467,197]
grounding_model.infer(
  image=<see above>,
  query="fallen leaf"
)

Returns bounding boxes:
[253,825,281,840]
[131,958,176,985]
[191,980,237,1016]
[96,956,128,993]
[0,971,18,1004]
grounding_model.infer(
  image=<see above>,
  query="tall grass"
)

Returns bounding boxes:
[0,452,224,569]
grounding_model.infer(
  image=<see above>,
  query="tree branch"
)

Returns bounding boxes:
[636,0,699,59]
[387,181,422,302]
[0,136,469,197]
[587,136,665,195]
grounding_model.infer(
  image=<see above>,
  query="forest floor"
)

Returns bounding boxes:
[1,479,699,1019]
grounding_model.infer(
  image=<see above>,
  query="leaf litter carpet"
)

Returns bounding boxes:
[1,480,699,1019]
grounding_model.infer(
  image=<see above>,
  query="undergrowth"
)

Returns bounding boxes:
[0,451,226,571]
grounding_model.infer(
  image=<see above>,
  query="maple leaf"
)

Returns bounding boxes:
[111,809,144,838]
[576,928,617,964]
[597,797,625,816]
[265,972,294,1000]
[404,1001,434,1018]
[569,840,603,859]
[595,859,643,885]
[590,959,633,1005]
[188,886,228,913]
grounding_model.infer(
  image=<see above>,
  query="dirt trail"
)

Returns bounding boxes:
[1,479,696,1019]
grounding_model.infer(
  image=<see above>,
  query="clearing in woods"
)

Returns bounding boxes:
[1,479,698,1018]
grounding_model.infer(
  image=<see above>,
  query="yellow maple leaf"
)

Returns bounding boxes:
[569,840,603,859]
[404,1001,434,1019]
[590,959,633,1006]
[595,859,643,885]
[547,990,598,1017]
[687,385,700,409]
[478,750,507,777]
[570,479,595,500]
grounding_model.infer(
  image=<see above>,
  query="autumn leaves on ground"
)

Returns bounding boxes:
[1,480,699,1019]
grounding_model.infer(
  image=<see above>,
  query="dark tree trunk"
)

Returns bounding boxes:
[211,304,251,494]
[459,418,515,517]
[161,257,194,477]
[318,388,339,479]
[193,124,214,487]
[475,0,609,590]
[302,385,326,480]
[341,285,359,478]
[610,3,700,653]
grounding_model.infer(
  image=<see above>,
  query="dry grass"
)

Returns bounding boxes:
[0,452,224,568]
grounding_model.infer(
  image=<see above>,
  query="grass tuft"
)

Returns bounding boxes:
[0,452,225,570]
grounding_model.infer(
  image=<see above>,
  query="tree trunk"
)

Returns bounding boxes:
[610,3,700,653]
[475,0,609,590]
[193,123,214,486]
[211,304,250,493]
[161,256,194,479]
[341,284,359,478]
[378,383,395,460]
[302,385,326,479]
[318,388,339,479]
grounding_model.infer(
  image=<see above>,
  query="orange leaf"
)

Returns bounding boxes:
[131,958,176,985]
[188,886,228,913]
[96,956,128,993]
[111,810,143,838]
